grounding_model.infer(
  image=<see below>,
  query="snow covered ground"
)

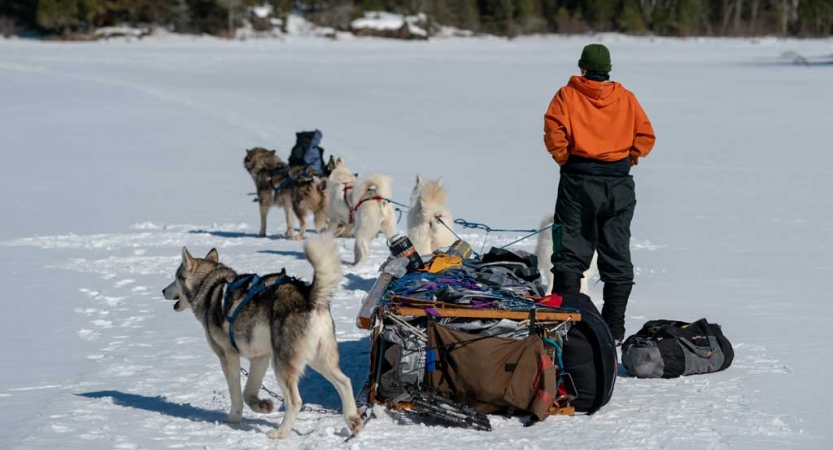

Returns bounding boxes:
[1,34,832,449]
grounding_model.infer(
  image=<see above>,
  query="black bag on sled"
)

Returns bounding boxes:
[559,293,617,414]
[622,319,734,378]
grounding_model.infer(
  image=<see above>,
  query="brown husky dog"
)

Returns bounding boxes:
[244,148,329,240]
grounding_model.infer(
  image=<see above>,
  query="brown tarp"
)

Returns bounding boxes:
[426,323,556,421]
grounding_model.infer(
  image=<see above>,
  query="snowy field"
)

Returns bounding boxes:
[1,34,832,449]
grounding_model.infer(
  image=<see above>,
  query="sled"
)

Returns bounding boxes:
[354,250,605,430]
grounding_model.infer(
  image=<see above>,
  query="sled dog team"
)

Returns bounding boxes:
[244,147,454,265]
[163,147,597,439]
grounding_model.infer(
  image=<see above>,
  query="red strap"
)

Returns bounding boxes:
[342,183,353,204]
[349,195,385,224]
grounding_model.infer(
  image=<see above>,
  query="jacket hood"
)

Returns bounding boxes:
[568,75,623,107]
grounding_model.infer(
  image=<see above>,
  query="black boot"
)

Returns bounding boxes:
[552,271,582,295]
[601,283,632,342]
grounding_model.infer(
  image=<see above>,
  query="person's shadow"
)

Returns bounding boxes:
[77,338,370,425]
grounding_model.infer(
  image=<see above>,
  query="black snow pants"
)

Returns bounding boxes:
[551,172,636,341]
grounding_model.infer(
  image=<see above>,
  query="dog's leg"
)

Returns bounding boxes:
[218,352,244,423]
[281,194,295,237]
[267,365,303,440]
[293,203,307,241]
[352,221,374,265]
[381,208,397,240]
[313,206,328,234]
[243,354,274,414]
[259,199,270,238]
[310,338,361,437]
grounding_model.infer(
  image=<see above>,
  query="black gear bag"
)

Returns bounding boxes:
[622,318,734,378]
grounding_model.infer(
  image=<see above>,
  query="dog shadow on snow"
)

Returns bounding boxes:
[77,338,370,424]
[297,337,370,410]
[343,274,376,292]
[256,249,306,261]
[188,229,293,240]
[75,390,274,431]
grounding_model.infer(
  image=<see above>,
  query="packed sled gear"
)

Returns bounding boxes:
[621,319,734,378]
[364,241,615,429]
[543,76,655,166]
[289,130,325,173]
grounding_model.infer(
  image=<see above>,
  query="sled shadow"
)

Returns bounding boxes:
[344,274,376,292]
[257,249,306,260]
[188,230,291,240]
[298,337,370,410]
[76,391,274,431]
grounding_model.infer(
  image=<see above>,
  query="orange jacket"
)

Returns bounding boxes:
[544,76,655,166]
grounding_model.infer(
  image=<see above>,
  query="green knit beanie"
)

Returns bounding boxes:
[578,44,612,73]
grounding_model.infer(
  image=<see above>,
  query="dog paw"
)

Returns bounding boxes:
[266,428,290,440]
[293,234,304,241]
[225,413,243,424]
[347,415,363,437]
[251,398,274,414]
[284,230,295,237]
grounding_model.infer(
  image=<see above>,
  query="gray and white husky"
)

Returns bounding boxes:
[162,235,362,439]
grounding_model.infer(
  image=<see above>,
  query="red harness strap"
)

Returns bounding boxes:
[349,195,385,224]
[342,183,354,204]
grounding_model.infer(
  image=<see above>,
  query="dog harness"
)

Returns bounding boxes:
[270,167,311,194]
[223,274,288,352]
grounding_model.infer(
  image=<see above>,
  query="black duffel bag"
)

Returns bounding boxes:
[622,318,734,378]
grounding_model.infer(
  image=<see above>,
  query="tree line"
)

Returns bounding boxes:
[1,0,832,38]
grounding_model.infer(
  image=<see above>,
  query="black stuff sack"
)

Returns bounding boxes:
[558,293,617,414]
[622,318,734,379]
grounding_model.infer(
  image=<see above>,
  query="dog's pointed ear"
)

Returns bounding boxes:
[318,178,328,192]
[182,247,195,269]
[336,156,343,164]
[279,268,287,277]
[205,248,219,263]
[270,149,276,155]
[246,148,252,154]
[415,174,424,186]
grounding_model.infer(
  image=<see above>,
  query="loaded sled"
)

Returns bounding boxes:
[355,243,618,430]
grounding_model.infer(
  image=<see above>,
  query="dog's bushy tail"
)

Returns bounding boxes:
[305,234,343,310]
[418,179,451,223]
[351,174,393,205]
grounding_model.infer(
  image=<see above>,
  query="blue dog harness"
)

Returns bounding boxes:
[224,274,287,352]
[271,167,311,194]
